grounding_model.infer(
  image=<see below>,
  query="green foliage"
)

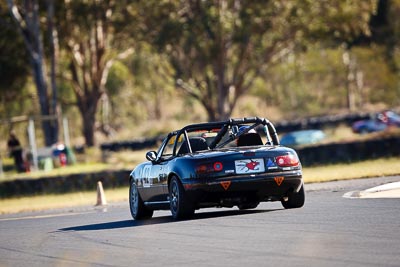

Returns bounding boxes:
[0,27,29,93]
[133,0,380,121]
[53,0,142,146]
[2,0,400,147]
[0,4,30,115]
[107,47,175,132]
[353,46,399,105]
[250,42,400,117]
[303,0,377,44]
[106,62,130,96]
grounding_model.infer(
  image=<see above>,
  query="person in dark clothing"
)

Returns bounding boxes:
[7,131,25,172]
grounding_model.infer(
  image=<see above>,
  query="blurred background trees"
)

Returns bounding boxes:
[0,2,30,118]
[55,0,137,146]
[1,0,399,147]
[5,0,59,146]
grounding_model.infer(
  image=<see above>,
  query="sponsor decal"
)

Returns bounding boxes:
[220,181,231,190]
[235,158,265,174]
[274,176,284,186]
[225,170,235,174]
[266,158,278,169]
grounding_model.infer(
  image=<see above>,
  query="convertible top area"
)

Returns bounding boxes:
[129,117,304,220]
[166,117,280,155]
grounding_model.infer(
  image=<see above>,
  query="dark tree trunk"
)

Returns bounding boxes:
[82,108,96,147]
[7,0,58,146]
[28,1,57,146]
[206,106,217,122]
[76,90,102,147]
[32,58,57,146]
[47,0,59,145]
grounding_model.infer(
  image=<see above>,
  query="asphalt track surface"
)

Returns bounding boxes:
[1,176,400,267]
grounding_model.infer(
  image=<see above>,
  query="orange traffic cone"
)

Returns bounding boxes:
[96,181,107,206]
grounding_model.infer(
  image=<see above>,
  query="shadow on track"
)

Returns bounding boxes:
[58,208,281,232]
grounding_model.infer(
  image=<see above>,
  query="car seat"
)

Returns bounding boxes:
[237,133,263,146]
[178,137,210,154]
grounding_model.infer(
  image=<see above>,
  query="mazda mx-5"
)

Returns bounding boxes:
[129,117,304,220]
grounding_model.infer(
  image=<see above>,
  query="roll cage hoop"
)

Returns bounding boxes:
[169,117,280,154]
[150,117,280,163]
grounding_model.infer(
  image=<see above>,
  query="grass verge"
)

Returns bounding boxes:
[303,157,400,183]
[0,157,399,215]
[1,163,112,182]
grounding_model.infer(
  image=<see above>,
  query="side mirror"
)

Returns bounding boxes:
[146,151,157,162]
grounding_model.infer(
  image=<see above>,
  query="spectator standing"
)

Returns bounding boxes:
[7,131,25,172]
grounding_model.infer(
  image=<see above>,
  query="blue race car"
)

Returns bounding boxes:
[352,111,400,134]
[129,117,304,220]
[280,129,326,147]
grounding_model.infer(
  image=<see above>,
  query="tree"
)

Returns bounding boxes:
[57,0,135,146]
[47,0,59,129]
[137,0,378,120]
[6,0,58,146]
[127,47,175,121]
[357,0,399,71]
[0,2,30,117]
[304,1,378,111]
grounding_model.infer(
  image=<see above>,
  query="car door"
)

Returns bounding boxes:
[139,162,168,203]
[150,160,169,201]
[138,163,156,202]
[141,134,178,202]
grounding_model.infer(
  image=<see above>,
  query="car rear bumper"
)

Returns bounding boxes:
[182,171,303,207]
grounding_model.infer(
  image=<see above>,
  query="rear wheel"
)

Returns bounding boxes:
[169,176,194,220]
[281,185,305,209]
[129,179,153,220]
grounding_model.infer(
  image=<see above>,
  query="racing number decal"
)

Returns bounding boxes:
[274,176,284,186]
[142,165,152,187]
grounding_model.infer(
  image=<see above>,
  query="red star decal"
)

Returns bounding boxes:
[245,160,259,170]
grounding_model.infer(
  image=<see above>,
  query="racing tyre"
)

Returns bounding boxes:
[281,184,305,209]
[169,176,194,220]
[129,179,153,220]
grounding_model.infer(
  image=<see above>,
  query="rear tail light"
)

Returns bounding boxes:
[276,154,299,167]
[213,162,223,171]
[196,162,223,174]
